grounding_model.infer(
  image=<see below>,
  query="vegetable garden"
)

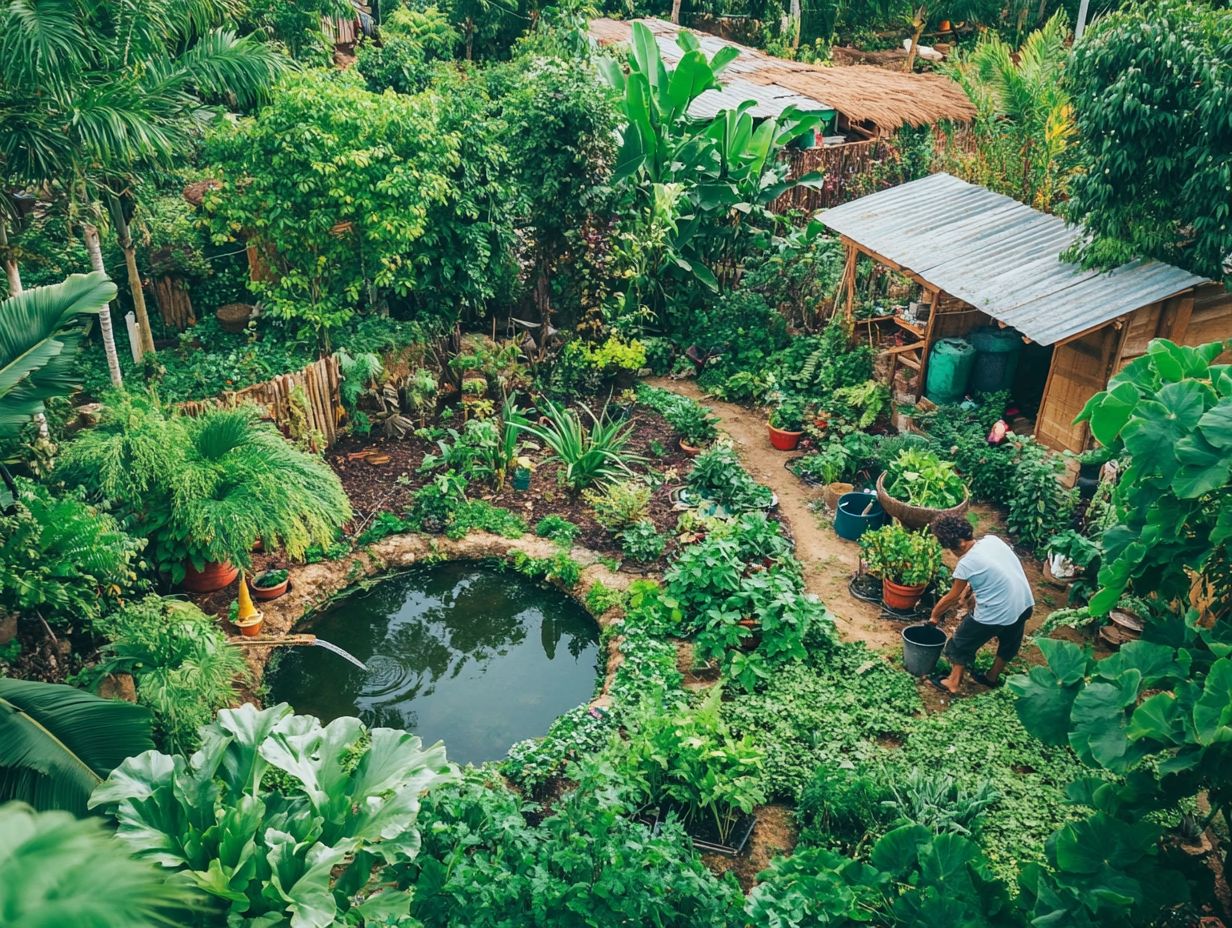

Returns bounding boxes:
[1,2,1230,927]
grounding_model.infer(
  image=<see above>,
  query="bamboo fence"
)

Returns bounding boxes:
[180,354,342,451]
[775,138,891,213]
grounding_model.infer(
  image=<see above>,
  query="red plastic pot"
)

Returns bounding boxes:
[181,560,239,594]
[882,578,927,611]
[768,424,803,451]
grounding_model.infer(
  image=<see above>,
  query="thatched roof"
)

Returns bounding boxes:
[756,64,975,130]
[590,18,975,132]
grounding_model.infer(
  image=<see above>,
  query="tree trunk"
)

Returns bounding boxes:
[0,219,22,296]
[789,0,801,50]
[903,10,926,73]
[82,222,124,389]
[108,194,156,355]
[670,0,682,24]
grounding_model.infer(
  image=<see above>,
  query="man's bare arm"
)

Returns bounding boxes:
[929,578,970,624]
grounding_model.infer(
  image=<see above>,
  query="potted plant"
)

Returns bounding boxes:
[667,403,719,455]
[875,448,969,530]
[250,568,290,601]
[512,455,534,492]
[768,397,807,451]
[859,523,943,610]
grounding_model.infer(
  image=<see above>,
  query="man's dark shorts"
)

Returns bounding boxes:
[944,607,1033,667]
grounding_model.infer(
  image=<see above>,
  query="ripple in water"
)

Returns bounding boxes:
[359,654,418,701]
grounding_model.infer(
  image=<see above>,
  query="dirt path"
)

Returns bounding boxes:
[649,377,904,652]
[649,378,1058,664]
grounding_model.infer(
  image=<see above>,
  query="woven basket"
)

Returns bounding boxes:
[822,481,854,511]
[875,472,968,531]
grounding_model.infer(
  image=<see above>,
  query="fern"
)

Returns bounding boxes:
[94,597,250,754]
[56,392,351,580]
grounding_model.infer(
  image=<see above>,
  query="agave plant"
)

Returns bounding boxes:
[509,398,644,491]
[0,678,154,814]
[0,803,197,928]
[56,393,352,580]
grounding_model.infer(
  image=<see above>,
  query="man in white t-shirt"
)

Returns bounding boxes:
[926,516,1035,695]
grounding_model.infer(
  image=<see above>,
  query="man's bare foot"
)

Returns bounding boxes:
[928,675,961,695]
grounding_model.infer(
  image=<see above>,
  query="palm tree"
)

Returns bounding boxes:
[0,0,286,367]
[0,802,196,926]
[0,678,155,815]
[0,271,115,441]
[943,13,1075,210]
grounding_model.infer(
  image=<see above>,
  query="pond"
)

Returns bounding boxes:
[266,562,601,765]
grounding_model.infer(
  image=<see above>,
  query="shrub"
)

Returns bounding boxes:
[535,514,581,547]
[56,394,351,581]
[620,520,667,563]
[882,448,968,509]
[881,767,999,839]
[1005,436,1075,554]
[686,442,774,511]
[0,478,144,631]
[93,596,250,753]
[584,580,626,615]
[501,705,614,799]
[509,399,642,491]
[796,761,891,852]
[858,524,944,586]
[584,479,651,532]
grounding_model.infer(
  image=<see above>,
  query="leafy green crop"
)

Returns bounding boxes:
[883,448,968,509]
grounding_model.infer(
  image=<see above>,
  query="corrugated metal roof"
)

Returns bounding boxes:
[818,173,1209,345]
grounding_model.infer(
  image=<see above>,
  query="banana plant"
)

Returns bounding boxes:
[599,23,823,323]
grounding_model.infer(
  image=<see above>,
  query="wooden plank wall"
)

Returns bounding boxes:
[180,355,342,451]
[775,139,891,213]
[1036,325,1120,453]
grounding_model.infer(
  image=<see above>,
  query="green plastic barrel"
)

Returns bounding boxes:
[924,337,976,405]
[968,327,1024,394]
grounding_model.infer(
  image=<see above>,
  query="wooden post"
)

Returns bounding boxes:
[915,289,941,393]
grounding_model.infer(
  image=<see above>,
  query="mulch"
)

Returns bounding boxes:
[329,406,695,572]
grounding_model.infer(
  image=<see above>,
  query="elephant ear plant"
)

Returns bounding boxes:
[90,703,457,928]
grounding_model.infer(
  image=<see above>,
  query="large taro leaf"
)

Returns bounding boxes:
[1096,640,1189,687]
[1009,639,1088,744]
[259,714,365,835]
[89,750,189,869]
[1068,671,1143,772]
[1120,380,1210,481]
[1078,380,1139,446]
[869,824,931,878]
[1192,658,1232,745]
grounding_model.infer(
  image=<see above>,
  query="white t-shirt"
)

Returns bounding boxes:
[953,535,1035,627]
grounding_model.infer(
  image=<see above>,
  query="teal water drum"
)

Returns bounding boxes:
[968,326,1024,394]
[924,337,976,404]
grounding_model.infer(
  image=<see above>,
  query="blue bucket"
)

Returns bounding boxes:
[834,492,886,541]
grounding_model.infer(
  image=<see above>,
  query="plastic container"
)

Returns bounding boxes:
[902,623,947,676]
[968,326,1024,394]
[924,338,976,405]
[834,491,887,541]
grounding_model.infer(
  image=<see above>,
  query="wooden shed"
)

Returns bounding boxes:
[819,173,1232,453]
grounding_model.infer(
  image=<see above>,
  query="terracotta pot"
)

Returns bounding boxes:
[882,578,927,611]
[679,439,702,456]
[768,424,803,451]
[250,574,290,601]
[823,481,855,511]
[181,560,239,593]
[737,617,761,651]
[233,615,264,638]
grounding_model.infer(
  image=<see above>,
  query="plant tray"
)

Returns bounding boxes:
[636,805,757,857]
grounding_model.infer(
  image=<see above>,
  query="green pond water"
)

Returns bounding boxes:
[266,563,601,765]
